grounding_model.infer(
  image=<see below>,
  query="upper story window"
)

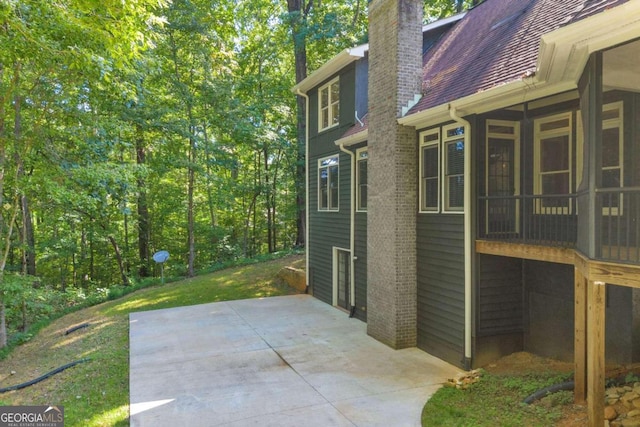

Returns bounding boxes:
[419,129,440,212]
[356,148,368,211]
[577,101,624,215]
[319,78,340,131]
[443,124,465,212]
[534,112,572,214]
[318,155,339,211]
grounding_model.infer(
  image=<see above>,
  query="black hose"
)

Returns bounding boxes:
[64,323,90,335]
[0,358,91,393]
[523,381,575,404]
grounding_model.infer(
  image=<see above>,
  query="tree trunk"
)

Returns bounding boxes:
[12,62,36,276]
[0,299,6,349]
[136,120,150,278]
[287,0,310,248]
[21,196,36,276]
[108,235,129,285]
[187,147,196,276]
[186,115,196,277]
[202,123,217,262]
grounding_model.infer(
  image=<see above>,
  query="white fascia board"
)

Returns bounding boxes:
[398,78,577,128]
[400,1,640,129]
[291,44,369,94]
[538,1,640,85]
[335,129,368,147]
[422,11,466,32]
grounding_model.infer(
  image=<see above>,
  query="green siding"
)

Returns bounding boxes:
[307,65,358,307]
[417,214,465,367]
[477,255,523,336]
[354,210,367,321]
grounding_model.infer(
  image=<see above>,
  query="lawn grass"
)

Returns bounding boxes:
[422,368,574,427]
[0,254,302,426]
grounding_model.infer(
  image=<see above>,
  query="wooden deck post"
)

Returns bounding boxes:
[574,267,587,403]
[587,280,606,427]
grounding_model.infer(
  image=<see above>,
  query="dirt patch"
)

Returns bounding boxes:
[484,351,574,376]
[483,352,640,426]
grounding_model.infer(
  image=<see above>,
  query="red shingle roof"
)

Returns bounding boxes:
[412,0,629,114]
[338,0,630,139]
[339,113,368,141]
[570,0,630,22]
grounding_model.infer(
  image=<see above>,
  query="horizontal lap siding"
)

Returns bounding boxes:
[307,67,356,308]
[354,211,367,320]
[308,153,350,305]
[417,214,465,367]
[478,255,523,336]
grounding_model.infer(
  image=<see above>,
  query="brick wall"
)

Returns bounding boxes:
[366,0,422,349]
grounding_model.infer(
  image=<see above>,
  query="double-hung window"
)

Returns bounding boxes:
[577,101,624,214]
[419,130,440,212]
[356,148,368,211]
[318,155,339,211]
[419,125,465,213]
[534,112,572,214]
[443,124,465,212]
[319,78,340,131]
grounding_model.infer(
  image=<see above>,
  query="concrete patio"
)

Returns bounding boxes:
[129,294,460,426]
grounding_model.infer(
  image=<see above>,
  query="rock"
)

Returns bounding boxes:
[276,267,306,292]
[633,398,640,409]
[605,405,618,421]
[627,409,640,418]
[623,393,640,409]
[448,369,482,390]
[622,419,640,427]
[446,369,482,390]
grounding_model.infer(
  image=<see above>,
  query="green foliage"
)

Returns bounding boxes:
[0,254,302,425]
[422,370,572,426]
[424,0,477,22]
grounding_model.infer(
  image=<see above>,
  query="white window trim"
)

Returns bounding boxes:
[576,101,624,215]
[356,148,368,212]
[485,119,521,233]
[318,154,339,211]
[533,112,573,215]
[419,129,440,213]
[442,123,465,214]
[318,77,340,132]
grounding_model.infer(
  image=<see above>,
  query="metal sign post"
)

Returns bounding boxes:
[152,250,170,284]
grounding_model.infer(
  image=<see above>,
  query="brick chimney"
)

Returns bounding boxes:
[367,0,423,348]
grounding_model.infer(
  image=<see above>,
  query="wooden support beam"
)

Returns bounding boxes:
[587,281,606,427]
[587,260,640,289]
[574,267,587,404]
[475,241,575,264]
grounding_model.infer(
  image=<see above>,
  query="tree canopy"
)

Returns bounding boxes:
[0,0,471,346]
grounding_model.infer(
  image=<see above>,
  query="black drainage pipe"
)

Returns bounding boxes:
[64,323,90,335]
[523,381,575,404]
[0,358,91,393]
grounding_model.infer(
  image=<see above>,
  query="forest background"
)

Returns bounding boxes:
[0,0,471,348]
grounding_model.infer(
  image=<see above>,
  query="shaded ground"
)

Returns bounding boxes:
[483,352,640,426]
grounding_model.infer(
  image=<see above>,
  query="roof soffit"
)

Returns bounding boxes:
[291,44,368,94]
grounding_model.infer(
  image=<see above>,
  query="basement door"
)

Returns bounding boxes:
[333,248,350,310]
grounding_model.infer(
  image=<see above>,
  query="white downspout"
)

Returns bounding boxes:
[296,89,310,294]
[338,143,356,315]
[449,104,472,368]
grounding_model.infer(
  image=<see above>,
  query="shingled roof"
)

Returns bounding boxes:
[411,0,630,114]
[335,0,631,144]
